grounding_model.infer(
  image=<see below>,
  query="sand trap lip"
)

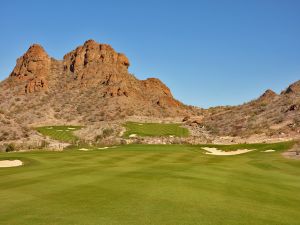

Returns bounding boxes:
[0,160,23,168]
[202,147,255,156]
[98,146,118,150]
[262,150,276,153]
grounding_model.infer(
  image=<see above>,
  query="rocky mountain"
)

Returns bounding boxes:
[0,40,196,118]
[0,40,199,141]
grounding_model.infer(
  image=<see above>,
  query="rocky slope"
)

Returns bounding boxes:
[0,40,198,141]
[200,81,300,139]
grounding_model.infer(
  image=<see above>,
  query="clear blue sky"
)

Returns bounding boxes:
[1,0,300,108]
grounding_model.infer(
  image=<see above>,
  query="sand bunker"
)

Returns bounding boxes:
[68,127,76,130]
[78,148,89,151]
[98,146,118,150]
[129,134,137,138]
[202,147,255,156]
[0,160,23,168]
[78,146,118,151]
[262,150,276,153]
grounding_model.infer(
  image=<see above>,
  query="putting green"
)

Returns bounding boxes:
[36,126,82,142]
[123,122,189,137]
[0,142,300,225]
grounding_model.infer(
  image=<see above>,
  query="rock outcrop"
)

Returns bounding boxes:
[9,44,51,93]
[283,80,300,95]
[257,89,277,102]
[63,40,130,88]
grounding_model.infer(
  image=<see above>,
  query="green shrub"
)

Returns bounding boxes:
[5,144,15,152]
[102,128,114,138]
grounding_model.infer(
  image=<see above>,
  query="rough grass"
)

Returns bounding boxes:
[1,142,300,225]
[36,126,82,142]
[123,122,189,137]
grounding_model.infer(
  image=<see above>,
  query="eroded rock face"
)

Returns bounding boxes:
[9,44,51,93]
[63,40,130,87]
[142,78,172,97]
[141,78,181,107]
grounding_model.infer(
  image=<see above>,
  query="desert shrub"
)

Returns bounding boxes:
[94,135,103,142]
[40,140,49,148]
[205,125,219,135]
[103,128,114,138]
[293,117,300,125]
[275,116,284,124]
[94,128,115,142]
[5,143,15,152]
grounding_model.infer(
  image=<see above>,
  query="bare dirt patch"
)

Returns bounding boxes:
[282,151,300,160]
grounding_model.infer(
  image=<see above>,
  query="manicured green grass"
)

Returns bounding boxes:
[36,126,82,142]
[1,142,300,225]
[123,122,189,137]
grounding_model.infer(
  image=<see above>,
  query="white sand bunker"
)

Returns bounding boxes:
[98,146,118,150]
[0,160,23,168]
[138,124,143,126]
[262,150,276,153]
[68,127,76,130]
[78,148,90,151]
[129,134,137,138]
[202,147,255,156]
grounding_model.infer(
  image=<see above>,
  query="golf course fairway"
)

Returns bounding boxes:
[0,143,300,225]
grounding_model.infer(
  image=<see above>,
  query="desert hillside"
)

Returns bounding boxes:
[0,40,200,141]
[201,81,300,138]
[0,40,299,143]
